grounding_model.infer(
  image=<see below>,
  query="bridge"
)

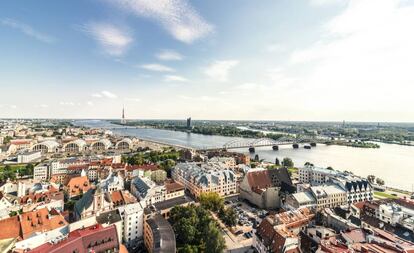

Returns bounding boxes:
[222,135,328,152]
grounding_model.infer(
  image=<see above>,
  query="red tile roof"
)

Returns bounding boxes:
[28,224,119,253]
[0,208,67,241]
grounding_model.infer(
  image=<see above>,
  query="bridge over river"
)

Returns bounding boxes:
[201,135,329,152]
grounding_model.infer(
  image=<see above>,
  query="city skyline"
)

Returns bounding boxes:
[1,0,414,122]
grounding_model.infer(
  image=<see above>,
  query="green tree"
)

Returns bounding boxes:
[25,163,34,176]
[204,223,226,253]
[275,158,280,166]
[219,207,237,227]
[180,245,199,253]
[282,157,294,167]
[199,192,224,212]
[376,178,385,186]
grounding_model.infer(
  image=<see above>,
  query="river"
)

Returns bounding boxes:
[75,120,414,191]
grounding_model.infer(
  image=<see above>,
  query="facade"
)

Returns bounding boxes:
[239,168,294,209]
[33,163,49,181]
[285,191,316,210]
[131,177,168,207]
[118,202,144,247]
[28,224,121,253]
[17,150,41,163]
[144,213,176,253]
[31,140,59,153]
[254,208,315,253]
[310,185,347,210]
[172,162,237,198]
[63,139,87,153]
[298,166,373,204]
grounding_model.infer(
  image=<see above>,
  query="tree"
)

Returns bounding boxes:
[376,178,385,186]
[275,158,280,166]
[25,163,34,176]
[219,207,237,227]
[282,157,294,167]
[180,245,199,253]
[199,192,224,212]
[326,166,333,170]
[204,223,226,253]
[367,175,376,184]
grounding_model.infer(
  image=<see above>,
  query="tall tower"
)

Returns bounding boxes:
[121,106,126,124]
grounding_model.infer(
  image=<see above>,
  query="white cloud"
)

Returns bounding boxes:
[289,0,414,112]
[101,90,118,99]
[107,0,214,43]
[125,97,141,102]
[91,91,118,99]
[38,104,48,108]
[91,93,103,98]
[1,18,56,43]
[9,105,17,109]
[204,60,239,82]
[164,75,189,82]
[156,50,183,61]
[81,22,133,56]
[310,0,347,6]
[86,101,94,106]
[140,63,175,72]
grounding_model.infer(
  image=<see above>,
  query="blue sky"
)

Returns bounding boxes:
[1,0,414,121]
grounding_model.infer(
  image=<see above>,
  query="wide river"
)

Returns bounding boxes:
[76,120,414,191]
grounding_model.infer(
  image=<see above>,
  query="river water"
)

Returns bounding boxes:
[76,120,414,191]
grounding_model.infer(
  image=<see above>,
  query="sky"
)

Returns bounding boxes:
[0,0,414,122]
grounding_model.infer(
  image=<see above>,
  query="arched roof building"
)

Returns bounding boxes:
[115,138,133,150]
[31,141,59,153]
[64,139,87,153]
[90,139,112,151]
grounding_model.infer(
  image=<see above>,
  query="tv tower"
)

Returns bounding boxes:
[121,106,126,124]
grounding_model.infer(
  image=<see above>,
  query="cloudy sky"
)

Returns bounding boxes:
[1,0,413,121]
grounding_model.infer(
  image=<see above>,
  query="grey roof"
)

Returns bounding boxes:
[173,162,235,188]
[152,195,193,211]
[147,214,176,253]
[96,209,122,225]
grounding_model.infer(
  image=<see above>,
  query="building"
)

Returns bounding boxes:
[285,191,316,210]
[33,163,49,181]
[65,175,91,198]
[172,162,237,198]
[101,171,124,193]
[208,156,236,169]
[28,224,122,253]
[298,165,373,204]
[31,140,59,153]
[239,168,294,209]
[144,213,176,253]
[118,202,144,247]
[17,150,41,163]
[74,186,113,221]
[10,139,33,151]
[254,208,315,253]
[186,117,191,129]
[0,208,68,251]
[310,185,347,210]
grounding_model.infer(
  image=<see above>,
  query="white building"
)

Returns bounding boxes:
[172,162,237,198]
[118,202,144,247]
[17,150,41,163]
[131,177,167,207]
[33,163,49,181]
[101,172,125,193]
[298,165,373,204]
[378,203,408,226]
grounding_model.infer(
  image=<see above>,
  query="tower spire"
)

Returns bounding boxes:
[121,105,126,124]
